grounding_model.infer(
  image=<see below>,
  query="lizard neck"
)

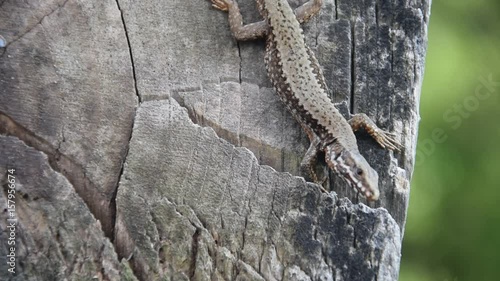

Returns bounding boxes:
[322,137,358,155]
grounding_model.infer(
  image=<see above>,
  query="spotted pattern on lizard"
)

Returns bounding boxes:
[210,0,402,201]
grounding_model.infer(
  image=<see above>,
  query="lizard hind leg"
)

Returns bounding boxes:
[348,113,402,151]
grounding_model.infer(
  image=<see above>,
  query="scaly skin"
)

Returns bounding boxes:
[210,0,401,201]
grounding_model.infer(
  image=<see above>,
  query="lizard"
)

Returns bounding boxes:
[210,0,401,201]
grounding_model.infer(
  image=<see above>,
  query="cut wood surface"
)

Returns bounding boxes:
[0,0,430,280]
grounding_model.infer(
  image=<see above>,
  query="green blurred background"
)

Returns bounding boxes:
[400,1,500,281]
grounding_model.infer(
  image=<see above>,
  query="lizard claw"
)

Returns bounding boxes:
[210,0,232,11]
[318,185,329,193]
[372,128,403,152]
[348,114,403,152]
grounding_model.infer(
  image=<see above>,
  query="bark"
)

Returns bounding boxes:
[0,0,429,280]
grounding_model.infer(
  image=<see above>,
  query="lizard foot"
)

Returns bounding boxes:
[210,0,233,12]
[348,113,402,152]
[369,128,402,151]
[317,174,329,193]
[318,185,329,193]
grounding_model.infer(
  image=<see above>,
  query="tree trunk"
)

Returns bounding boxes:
[0,0,429,280]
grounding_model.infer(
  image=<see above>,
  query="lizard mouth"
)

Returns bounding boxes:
[343,173,378,201]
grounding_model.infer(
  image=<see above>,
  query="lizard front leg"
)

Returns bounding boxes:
[211,0,269,41]
[348,113,402,151]
[300,135,329,193]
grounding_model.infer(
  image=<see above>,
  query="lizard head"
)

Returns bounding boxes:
[325,148,380,201]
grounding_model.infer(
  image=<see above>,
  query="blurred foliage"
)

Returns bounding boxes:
[400,1,500,281]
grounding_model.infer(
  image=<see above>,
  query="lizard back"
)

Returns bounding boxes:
[262,0,358,151]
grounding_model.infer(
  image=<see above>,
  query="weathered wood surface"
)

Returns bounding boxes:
[0,0,429,280]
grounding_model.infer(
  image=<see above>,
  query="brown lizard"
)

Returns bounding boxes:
[210,0,401,201]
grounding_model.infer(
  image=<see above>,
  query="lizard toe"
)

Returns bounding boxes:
[384,135,402,151]
[374,130,402,151]
[211,0,234,11]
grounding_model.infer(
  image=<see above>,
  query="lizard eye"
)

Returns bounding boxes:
[356,169,363,176]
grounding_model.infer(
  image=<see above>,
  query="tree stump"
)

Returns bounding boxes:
[0,0,430,280]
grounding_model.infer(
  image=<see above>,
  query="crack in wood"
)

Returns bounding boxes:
[0,0,70,54]
[0,111,116,241]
